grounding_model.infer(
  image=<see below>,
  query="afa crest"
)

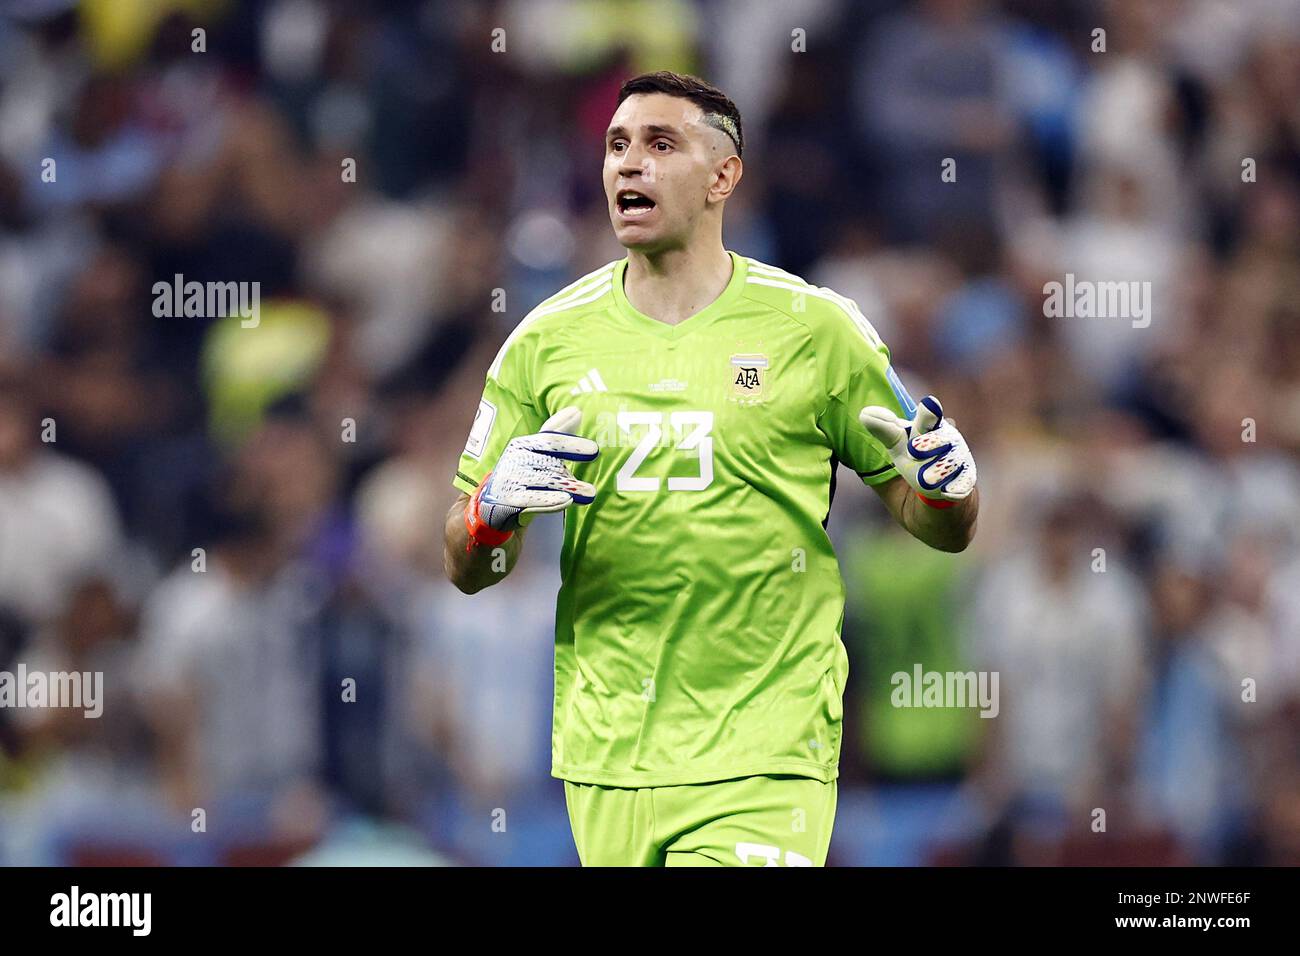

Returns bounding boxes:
[729,353,769,401]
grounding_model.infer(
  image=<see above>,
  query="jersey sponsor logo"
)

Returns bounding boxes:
[648,377,688,393]
[569,368,608,395]
[464,398,496,459]
[729,353,768,401]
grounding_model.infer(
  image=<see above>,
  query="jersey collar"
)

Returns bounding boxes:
[611,250,749,339]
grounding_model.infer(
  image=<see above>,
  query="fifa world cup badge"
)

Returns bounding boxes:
[729,353,769,402]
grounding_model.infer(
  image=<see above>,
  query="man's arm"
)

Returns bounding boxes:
[872,476,978,553]
[443,492,528,594]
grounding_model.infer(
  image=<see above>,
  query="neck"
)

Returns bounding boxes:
[624,238,733,326]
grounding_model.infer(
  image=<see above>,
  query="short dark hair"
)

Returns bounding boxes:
[616,71,743,157]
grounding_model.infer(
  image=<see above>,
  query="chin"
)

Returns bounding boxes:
[612,224,673,253]
[614,232,659,252]
[618,236,658,252]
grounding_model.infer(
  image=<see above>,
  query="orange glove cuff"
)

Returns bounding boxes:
[464,474,515,551]
[918,493,956,510]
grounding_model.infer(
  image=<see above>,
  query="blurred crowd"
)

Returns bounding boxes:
[1,0,1298,865]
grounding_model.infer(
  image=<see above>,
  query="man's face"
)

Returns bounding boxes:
[603,93,737,252]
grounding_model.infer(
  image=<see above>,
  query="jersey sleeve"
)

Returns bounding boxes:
[452,330,544,495]
[814,298,916,486]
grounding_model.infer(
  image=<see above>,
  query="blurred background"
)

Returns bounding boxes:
[0,0,1298,866]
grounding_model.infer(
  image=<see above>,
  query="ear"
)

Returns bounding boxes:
[709,155,743,205]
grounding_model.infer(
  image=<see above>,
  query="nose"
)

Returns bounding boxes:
[617,144,651,178]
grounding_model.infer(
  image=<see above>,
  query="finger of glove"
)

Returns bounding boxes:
[502,465,597,505]
[535,406,600,460]
[942,465,976,498]
[556,477,597,505]
[907,423,956,460]
[859,406,907,449]
[523,473,596,505]
[916,454,964,492]
[487,486,572,515]
[515,497,568,527]
[916,453,975,499]
[516,431,600,462]
[516,482,594,526]
[541,405,582,434]
[912,395,943,434]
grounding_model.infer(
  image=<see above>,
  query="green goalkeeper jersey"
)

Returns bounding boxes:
[454,251,916,787]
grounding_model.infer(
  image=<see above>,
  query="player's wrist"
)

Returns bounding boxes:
[917,492,957,509]
[465,473,515,551]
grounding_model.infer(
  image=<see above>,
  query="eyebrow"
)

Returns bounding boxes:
[605,123,684,140]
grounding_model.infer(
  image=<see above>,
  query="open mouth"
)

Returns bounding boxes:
[616,189,657,218]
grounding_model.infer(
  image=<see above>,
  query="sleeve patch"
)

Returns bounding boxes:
[886,365,917,418]
[464,398,496,459]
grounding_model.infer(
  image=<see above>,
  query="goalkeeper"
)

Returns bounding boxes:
[444,71,978,866]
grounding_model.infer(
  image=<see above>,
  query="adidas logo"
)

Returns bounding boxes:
[570,368,608,395]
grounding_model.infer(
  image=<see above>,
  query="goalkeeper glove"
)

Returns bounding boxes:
[859,395,976,508]
[464,406,598,549]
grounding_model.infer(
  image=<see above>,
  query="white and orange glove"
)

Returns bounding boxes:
[859,395,976,508]
[464,406,599,549]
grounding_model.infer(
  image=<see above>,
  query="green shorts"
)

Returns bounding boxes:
[563,774,838,867]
